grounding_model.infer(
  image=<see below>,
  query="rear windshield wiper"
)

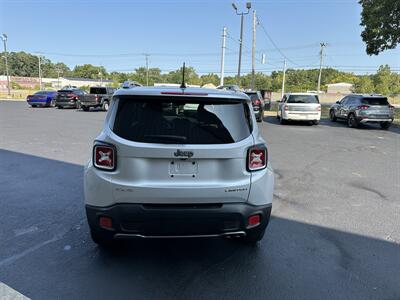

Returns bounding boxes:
[144,135,188,143]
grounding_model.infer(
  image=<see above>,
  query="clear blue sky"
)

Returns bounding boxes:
[0,0,399,75]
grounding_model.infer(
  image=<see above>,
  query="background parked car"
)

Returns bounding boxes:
[121,81,142,89]
[277,93,321,125]
[329,94,394,129]
[260,90,272,110]
[80,86,115,111]
[245,91,265,122]
[55,88,89,109]
[26,91,57,107]
[216,84,242,92]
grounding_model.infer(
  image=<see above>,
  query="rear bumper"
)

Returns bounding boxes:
[358,118,393,123]
[254,110,262,118]
[56,101,78,108]
[283,112,320,121]
[27,100,49,106]
[86,202,272,239]
[80,101,100,107]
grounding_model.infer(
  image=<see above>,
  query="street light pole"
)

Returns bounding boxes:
[219,26,227,86]
[38,55,42,90]
[317,42,327,95]
[144,53,150,86]
[1,33,11,96]
[232,2,251,86]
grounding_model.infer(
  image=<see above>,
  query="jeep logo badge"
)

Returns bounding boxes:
[174,149,194,158]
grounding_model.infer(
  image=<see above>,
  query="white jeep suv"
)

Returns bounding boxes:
[277,93,321,125]
[84,87,274,245]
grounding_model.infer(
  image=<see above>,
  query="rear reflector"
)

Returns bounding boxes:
[93,144,116,171]
[247,145,268,171]
[248,215,261,227]
[99,216,113,229]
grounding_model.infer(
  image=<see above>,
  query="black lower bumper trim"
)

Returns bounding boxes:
[86,202,272,239]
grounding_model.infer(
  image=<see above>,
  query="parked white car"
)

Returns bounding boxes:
[84,87,274,245]
[277,93,321,125]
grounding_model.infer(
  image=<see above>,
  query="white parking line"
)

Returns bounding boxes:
[0,282,30,300]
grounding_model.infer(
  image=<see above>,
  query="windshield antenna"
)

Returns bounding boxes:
[180,62,187,89]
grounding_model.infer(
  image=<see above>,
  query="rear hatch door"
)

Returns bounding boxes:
[107,95,253,204]
[362,97,392,118]
[57,90,75,102]
[286,94,320,113]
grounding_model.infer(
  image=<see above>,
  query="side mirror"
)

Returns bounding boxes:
[336,101,340,104]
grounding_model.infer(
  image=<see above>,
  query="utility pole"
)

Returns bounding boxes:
[251,10,256,90]
[232,2,251,86]
[220,27,227,86]
[281,59,286,99]
[317,42,327,95]
[38,55,42,90]
[1,33,10,96]
[56,68,62,88]
[144,53,150,86]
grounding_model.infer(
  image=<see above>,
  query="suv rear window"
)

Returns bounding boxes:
[246,93,260,101]
[90,87,108,94]
[112,96,251,144]
[361,97,389,106]
[287,95,319,104]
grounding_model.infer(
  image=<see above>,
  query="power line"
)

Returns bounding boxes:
[256,16,299,66]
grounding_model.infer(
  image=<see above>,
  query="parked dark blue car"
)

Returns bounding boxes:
[27,91,58,107]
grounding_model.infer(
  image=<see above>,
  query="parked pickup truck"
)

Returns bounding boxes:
[80,87,116,111]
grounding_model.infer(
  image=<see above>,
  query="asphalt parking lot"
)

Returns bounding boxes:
[1,100,399,300]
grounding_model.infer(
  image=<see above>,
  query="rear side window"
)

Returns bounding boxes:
[361,97,389,106]
[287,95,319,104]
[247,94,259,101]
[112,96,251,144]
[90,87,107,94]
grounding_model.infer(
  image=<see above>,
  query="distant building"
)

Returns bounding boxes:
[326,82,353,94]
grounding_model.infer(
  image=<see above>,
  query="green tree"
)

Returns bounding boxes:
[164,66,201,85]
[200,73,220,86]
[374,65,392,95]
[72,64,108,79]
[353,76,374,93]
[129,67,162,85]
[0,51,38,77]
[359,0,400,55]
[42,62,71,78]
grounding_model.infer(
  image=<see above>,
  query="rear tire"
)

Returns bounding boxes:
[329,110,337,122]
[380,122,391,130]
[280,116,287,125]
[57,105,63,109]
[82,106,89,111]
[256,117,262,123]
[313,120,319,125]
[347,113,358,128]
[102,101,109,111]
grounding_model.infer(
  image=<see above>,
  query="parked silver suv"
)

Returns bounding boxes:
[329,94,394,129]
[84,87,274,245]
